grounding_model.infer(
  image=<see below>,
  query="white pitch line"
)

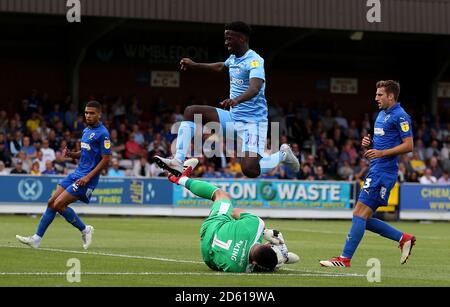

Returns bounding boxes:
[0,244,364,278]
[0,244,203,264]
[0,271,363,278]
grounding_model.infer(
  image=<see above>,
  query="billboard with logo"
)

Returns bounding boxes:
[0,175,172,206]
[173,179,352,209]
[400,183,450,211]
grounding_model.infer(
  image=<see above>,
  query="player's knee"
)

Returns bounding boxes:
[212,189,231,201]
[47,199,55,209]
[52,200,65,212]
[241,163,261,178]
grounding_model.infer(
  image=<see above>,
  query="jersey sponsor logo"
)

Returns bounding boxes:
[250,60,260,68]
[81,142,91,150]
[374,128,385,136]
[89,133,96,140]
[400,121,410,132]
[384,115,390,123]
[380,186,387,200]
[104,139,111,149]
[231,77,244,86]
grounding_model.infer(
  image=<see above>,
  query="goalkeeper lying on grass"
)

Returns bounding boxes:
[168,158,299,273]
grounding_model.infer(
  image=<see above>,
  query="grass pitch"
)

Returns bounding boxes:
[0,214,449,287]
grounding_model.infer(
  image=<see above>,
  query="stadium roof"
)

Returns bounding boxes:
[1,0,450,35]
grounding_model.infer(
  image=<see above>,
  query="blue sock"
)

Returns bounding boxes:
[366,218,403,242]
[175,121,196,162]
[60,207,86,232]
[36,207,57,237]
[259,152,285,174]
[342,216,367,259]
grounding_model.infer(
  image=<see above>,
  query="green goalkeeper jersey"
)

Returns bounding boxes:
[200,199,265,273]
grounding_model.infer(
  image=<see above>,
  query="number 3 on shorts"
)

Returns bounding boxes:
[363,178,372,189]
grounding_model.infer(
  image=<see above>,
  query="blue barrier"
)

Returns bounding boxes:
[0,175,173,206]
[400,183,450,211]
[173,179,353,209]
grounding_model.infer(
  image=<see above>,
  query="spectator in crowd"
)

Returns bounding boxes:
[53,151,67,174]
[220,167,235,178]
[107,159,125,177]
[346,119,360,141]
[414,139,426,161]
[42,160,58,175]
[30,161,42,176]
[410,149,426,175]
[125,133,145,159]
[21,136,37,158]
[0,160,7,175]
[64,103,78,128]
[26,112,41,134]
[132,155,152,177]
[320,108,335,132]
[14,151,32,173]
[407,171,420,183]
[334,109,349,131]
[298,164,313,180]
[10,131,23,156]
[72,115,85,136]
[338,160,354,181]
[429,156,443,179]
[425,139,440,160]
[437,170,449,184]
[10,161,27,174]
[202,165,220,178]
[0,141,12,167]
[110,129,125,158]
[34,150,46,173]
[48,103,64,125]
[314,165,328,180]
[0,110,9,133]
[228,157,242,177]
[41,139,56,163]
[419,168,437,184]
[131,124,145,146]
[27,89,41,113]
[398,162,407,182]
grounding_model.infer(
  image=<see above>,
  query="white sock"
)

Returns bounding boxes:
[81,227,90,234]
[178,176,189,187]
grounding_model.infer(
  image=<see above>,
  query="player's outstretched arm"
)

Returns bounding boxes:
[180,58,226,73]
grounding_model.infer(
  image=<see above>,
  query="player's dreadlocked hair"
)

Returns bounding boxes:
[225,21,252,37]
[86,100,102,110]
[252,245,278,272]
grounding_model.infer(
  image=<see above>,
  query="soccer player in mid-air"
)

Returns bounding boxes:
[154,21,299,178]
[168,159,299,273]
[320,80,416,267]
[16,101,112,249]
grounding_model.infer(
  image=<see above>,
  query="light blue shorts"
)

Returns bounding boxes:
[216,108,267,156]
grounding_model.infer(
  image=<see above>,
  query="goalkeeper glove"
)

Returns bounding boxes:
[263,229,285,245]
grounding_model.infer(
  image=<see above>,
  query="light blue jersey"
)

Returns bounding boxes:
[224,49,267,123]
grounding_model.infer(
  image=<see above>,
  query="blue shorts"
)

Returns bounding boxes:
[59,173,95,204]
[216,108,267,156]
[358,169,397,211]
